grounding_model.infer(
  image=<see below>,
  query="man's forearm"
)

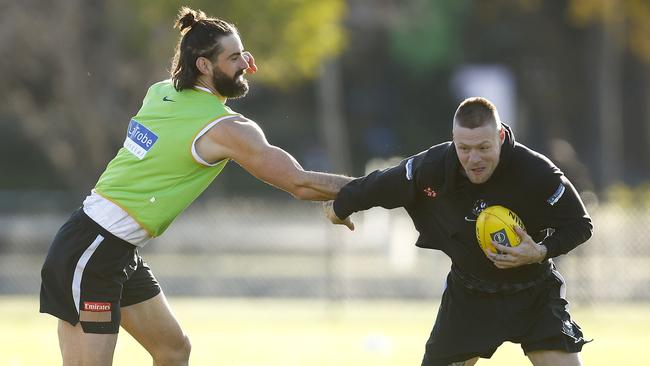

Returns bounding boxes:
[295,171,354,201]
[332,165,417,218]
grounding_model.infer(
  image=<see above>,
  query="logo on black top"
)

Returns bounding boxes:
[162,96,175,102]
[465,199,488,222]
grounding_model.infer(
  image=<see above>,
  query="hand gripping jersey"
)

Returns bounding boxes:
[94,80,238,237]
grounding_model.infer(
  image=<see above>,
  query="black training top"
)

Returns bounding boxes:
[334,125,593,287]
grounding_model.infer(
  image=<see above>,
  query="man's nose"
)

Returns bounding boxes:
[240,56,250,70]
[468,150,481,163]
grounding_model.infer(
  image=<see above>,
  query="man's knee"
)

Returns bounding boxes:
[153,334,191,365]
[448,358,479,366]
[179,334,191,358]
[527,350,582,366]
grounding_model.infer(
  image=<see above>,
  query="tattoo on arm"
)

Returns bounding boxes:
[290,171,353,200]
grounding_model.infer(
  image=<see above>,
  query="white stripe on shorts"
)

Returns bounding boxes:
[72,234,104,314]
[551,268,567,299]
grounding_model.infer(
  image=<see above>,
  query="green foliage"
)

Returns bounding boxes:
[463,0,650,63]
[388,0,470,76]
[113,0,347,86]
[567,0,650,63]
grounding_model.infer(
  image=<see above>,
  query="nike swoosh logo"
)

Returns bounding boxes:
[162,96,175,102]
[464,216,477,222]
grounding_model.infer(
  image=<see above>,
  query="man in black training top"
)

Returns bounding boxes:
[324,97,593,366]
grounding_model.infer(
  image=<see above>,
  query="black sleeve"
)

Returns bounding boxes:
[538,174,593,259]
[333,158,419,219]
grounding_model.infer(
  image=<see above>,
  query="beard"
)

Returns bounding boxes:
[212,67,249,98]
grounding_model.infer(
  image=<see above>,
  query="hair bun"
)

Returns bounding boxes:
[175,7,206,33]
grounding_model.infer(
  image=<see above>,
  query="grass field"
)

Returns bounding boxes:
[1,296,648,365]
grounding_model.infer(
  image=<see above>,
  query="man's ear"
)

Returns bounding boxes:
[196,56,212,76]
[499,126,506,145]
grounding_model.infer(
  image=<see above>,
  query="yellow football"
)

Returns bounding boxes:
[475,205,526,254]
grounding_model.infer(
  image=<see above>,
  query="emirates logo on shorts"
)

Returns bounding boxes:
[83,301,111,312]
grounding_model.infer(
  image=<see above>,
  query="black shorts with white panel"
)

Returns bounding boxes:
[39,208,160,334]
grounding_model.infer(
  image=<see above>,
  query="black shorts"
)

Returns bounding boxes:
[421,269,588,366]
[40,208,161,334]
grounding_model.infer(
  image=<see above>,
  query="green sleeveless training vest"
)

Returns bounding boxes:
[95,80,237,236]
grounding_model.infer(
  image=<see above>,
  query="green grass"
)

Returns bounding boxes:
[1,296,648,365]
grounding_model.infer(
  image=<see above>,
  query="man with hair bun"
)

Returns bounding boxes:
[40,6,353,365]
[324,97,593,366]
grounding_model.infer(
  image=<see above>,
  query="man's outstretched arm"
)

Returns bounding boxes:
[323,154,423,230]
[195,116,354,200]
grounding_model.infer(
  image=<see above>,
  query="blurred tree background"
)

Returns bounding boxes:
[2,0,650,206]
